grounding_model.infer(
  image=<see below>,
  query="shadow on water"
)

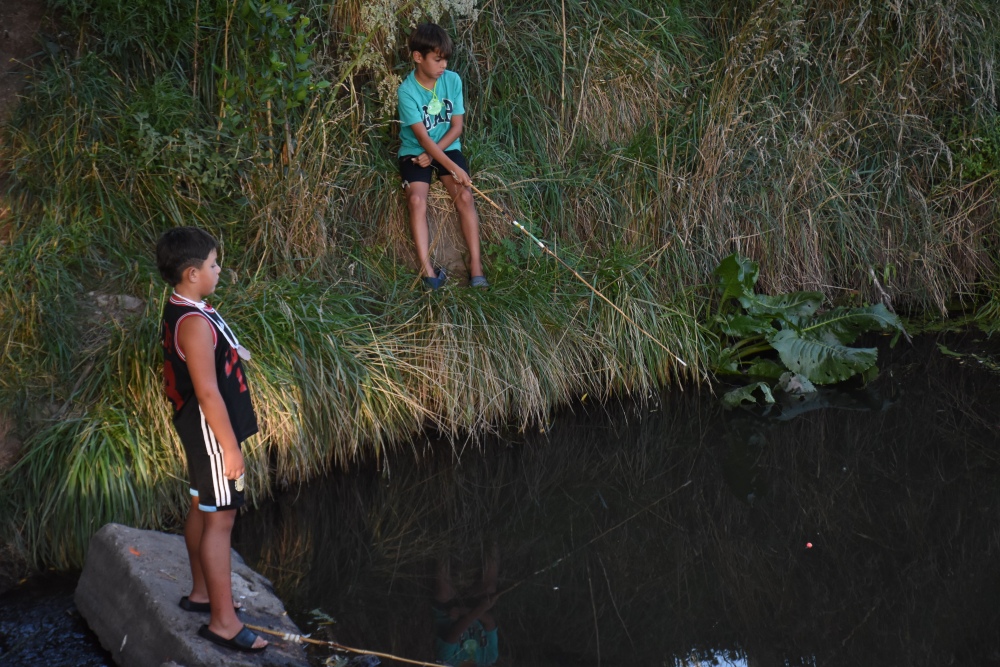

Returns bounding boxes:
[230,334,1000,667]
[2,333,1000,666]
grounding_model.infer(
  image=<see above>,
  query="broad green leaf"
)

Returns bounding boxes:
[714,347,742,374]
[777,372,816,395]
[714,253,759,304]
[740,291,824,322]
[769,329,878,384]
[746,358,787,379]
[722,382,775,408]
[715,313,775,338]
[799,303,903,345]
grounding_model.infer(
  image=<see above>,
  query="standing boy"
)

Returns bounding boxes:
[397,22,488,290]
[156,227,268,653]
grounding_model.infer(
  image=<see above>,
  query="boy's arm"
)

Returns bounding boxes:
[179,316,244,480]
[411,121,471,186]
[433,114,464,152]
[444,595,496,644]
[412,115,465,167]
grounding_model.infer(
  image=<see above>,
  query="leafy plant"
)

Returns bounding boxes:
[216,1,330,154]
[711,253,905,405]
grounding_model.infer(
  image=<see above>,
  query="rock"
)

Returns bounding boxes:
[87,291,146,317]
[75,523,310,667]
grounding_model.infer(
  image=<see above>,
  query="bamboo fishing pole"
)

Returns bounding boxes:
[244,623,441,667]
[469,183,688,368]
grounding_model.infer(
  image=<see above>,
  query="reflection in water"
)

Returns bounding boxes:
[233,335,1000,667]
[433,545,499,665]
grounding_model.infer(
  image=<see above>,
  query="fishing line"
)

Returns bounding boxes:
[492,479,693,601]
[468,183,688,368]
[243,624,441,667]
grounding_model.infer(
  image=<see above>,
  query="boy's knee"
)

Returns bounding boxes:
[406,191,427,210]
[203,508,237,529]
[454,188,474,208]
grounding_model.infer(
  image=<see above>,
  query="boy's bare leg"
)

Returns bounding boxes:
[474,541,499,630]
[184,497,209,603]
[441,176,483,277]
[201,509,267,648]
[405,181,436,278]
[184,498,243,610]
[435,556,457,605]
[470,540,499,598]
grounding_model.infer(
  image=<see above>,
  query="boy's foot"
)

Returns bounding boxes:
[178,595,242,613]
[197,624,267,652]
[422,268,447,290]
[469,275,489,288]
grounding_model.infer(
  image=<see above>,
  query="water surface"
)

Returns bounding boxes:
[232,334,1000,666]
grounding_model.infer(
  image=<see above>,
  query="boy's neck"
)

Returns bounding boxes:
[413,69,437,90]
[173,285,206,303]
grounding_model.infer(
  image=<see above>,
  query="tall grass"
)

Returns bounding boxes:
[0,0,998,568]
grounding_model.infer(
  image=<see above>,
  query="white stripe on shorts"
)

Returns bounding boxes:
[199,406,230,508]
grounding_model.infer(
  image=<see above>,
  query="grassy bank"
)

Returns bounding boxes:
[1,0,998,568]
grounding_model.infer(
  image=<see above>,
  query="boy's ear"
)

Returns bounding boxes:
[412,50,423,64]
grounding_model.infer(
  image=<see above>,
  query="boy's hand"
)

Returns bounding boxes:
[222,447,245,480]
[411,153,432,168]
[450,167,472,187]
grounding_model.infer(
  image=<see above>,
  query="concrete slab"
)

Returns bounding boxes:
[75,523,310,667]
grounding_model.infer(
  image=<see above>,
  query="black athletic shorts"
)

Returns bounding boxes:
[173,397,246,512]
[398,149,469,188]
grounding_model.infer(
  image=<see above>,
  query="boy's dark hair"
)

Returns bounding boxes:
[409,23,453,59]
[156,226,218,286]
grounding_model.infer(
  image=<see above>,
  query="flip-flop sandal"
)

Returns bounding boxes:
[197,624,266,653]
[469,275,489,288]
[179,596,241,613]
[422,268,447,290]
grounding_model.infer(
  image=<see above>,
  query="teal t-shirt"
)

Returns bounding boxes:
[397,69,465,157]
[434,623,498,666]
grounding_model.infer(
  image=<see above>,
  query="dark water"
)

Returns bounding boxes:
[0,573,112,666]
[4,333,1000,666]
[230,333,1000,667]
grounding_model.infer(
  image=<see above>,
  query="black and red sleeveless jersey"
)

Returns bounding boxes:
[161,294,258,442]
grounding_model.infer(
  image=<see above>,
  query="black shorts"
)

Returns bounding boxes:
[398,149,469,188]
[173,397,246,512]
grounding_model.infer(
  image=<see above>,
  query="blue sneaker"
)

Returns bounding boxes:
[469,275,489,288]
[422,268,447,290]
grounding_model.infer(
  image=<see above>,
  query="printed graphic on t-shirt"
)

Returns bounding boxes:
[421,99,454,130]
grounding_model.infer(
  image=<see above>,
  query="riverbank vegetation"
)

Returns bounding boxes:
[1,0,998,568]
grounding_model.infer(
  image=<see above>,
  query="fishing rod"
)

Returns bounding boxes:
[244,623,440,667]
[468,183,687,368]
[492,479,693,601]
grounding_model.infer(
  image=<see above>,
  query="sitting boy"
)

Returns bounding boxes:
[397,22,488,290]
[156,226,267,653]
